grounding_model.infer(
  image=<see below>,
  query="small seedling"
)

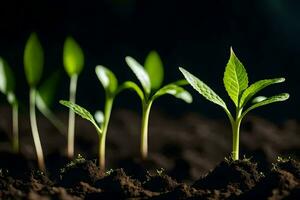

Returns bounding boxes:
[36,71,66,134]
[63,36,84,159]
[60,65,135,170]
[24,32,45,171]
[180,47,289,161]
[0,57,19,153]
[59,100,106,169]
[125,51,192,160]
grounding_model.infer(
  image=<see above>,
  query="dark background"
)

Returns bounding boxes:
[0,0,298,121]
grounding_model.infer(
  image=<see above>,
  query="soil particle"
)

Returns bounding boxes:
[275,157,300,179]
[234,169,299,200]
[143,173,179,193]
[59,155,103,187]
[93,168,155,199]
[150,183,206,200]
[67,182,102,198]
[192,158,262,193]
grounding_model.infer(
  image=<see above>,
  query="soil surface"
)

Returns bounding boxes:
[0,106,299,199]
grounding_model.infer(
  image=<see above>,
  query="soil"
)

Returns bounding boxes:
[0,106,299,199]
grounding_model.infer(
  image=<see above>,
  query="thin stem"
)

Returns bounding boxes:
[140,101,153,160]
[29,88,45,171]
[12,103,19,153]
[67,74,78,159]
[232,108,243,161]
[231,119,241,160]
[98,97,113,170]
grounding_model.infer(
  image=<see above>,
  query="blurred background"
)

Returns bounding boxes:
[0,0,298,121]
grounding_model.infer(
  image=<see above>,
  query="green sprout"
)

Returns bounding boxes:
[63,36,84,159]
[125,51,193,160]
[0,57,19,153]
[36,71,66,135]
[60,65,133,170]
[179,47,289,161]
[24,32,45,171]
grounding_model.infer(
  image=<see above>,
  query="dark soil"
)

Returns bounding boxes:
[0,107,299,199]
[1,157,299,199]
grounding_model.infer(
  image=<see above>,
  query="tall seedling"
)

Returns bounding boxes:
[180,47,289,160]
[0,58,19,153]
[63,37,84,159]
[60,65,135,170]
[24,33,45,171]
[125,51,192,160]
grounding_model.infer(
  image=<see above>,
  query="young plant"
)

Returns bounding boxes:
[125,51,193,160]
[63,36,84,159]
[36,71,66,134]
[0,57,19,153]
[24,33,45,171]
[60,65,133,170]
[179,47,289,161]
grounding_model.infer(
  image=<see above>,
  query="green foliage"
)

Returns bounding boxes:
[24,33,44,86]
[239,78,285,107]
[0,57,15,95]
[152,84,192,103]
[95,65,118,96]
[144,51,164,90]
[63,37,84,76]
[125,55,192,103]
[223,48,248,107]
[60,100,101,134]
[179,67,227,109]
[125,56,151,95]
[125,51,192,159]
[242,93,289,118]
[180,47,289,160]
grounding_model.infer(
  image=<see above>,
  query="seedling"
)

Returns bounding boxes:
[125,51,192,160]
[180,47,289,161]
[24,33,45,171]
[0,57,19,153]
[36,71,66,134]
[63,36,84,159]
[60,65,135,170]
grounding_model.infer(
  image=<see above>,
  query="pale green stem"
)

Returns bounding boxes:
[67,74,78,159]
[140,101,153,160]
[232,108,243,161]
[30,88,45,171]
[12,103,19,153]
[99,97,113,171]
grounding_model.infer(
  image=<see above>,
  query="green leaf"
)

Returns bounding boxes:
[152,84,192,103]
[37,71,61,107]
[242,93,289,118]
[171,79,189,86]
[63,37,84,77]
[179,67,227,109]
[24,33,44,86]
[125,56,151,95]
[0,57,15,94]
[117,81,145,101]
[144,51,164,90]
[223,47,248,107]
[59,100,101,134]
[95,65,118,96]
[251,96,267,104]
[94,110,104,125]
[239,78,285,107]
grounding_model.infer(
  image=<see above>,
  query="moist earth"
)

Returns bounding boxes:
[0,107,299,199]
